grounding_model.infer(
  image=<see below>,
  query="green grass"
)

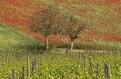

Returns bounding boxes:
[0,22,44,53]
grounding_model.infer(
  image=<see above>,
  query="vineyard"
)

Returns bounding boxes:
[0,0,121,79]
[0,49,121,79]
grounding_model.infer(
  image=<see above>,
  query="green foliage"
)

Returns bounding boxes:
[0,50,121,79]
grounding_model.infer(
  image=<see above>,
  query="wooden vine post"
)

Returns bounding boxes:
[82,52,86,69]
[12,69,16,79]
[96,64,100,79]
[22,66,26,79]
[27,57,30,79]
[32,58,37,74]
[104,64,111,79]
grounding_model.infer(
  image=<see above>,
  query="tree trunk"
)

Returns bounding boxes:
[45,36,49,52]
[70,40,74,52]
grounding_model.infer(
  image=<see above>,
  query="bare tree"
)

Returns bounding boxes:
[29,4,90,52]
[30,5,61,51]
[61,13,89,52]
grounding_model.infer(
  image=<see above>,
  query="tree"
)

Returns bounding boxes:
[30,5,61,51]
[61,13,89,52]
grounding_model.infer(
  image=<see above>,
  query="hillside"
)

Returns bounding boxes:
[0,0,121,49]
[0,22,44,53]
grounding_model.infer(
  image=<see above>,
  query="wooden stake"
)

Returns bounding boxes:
[22,66,26,79]
[32,58,37,73]
[96,64,100,79]
[27,57,30,79]
[12,69,16,79]
[107,65,111,79]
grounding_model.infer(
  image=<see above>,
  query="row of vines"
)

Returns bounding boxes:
[0,49,121,79]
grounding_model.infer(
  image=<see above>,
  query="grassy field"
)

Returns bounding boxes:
[0,22,44,53]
